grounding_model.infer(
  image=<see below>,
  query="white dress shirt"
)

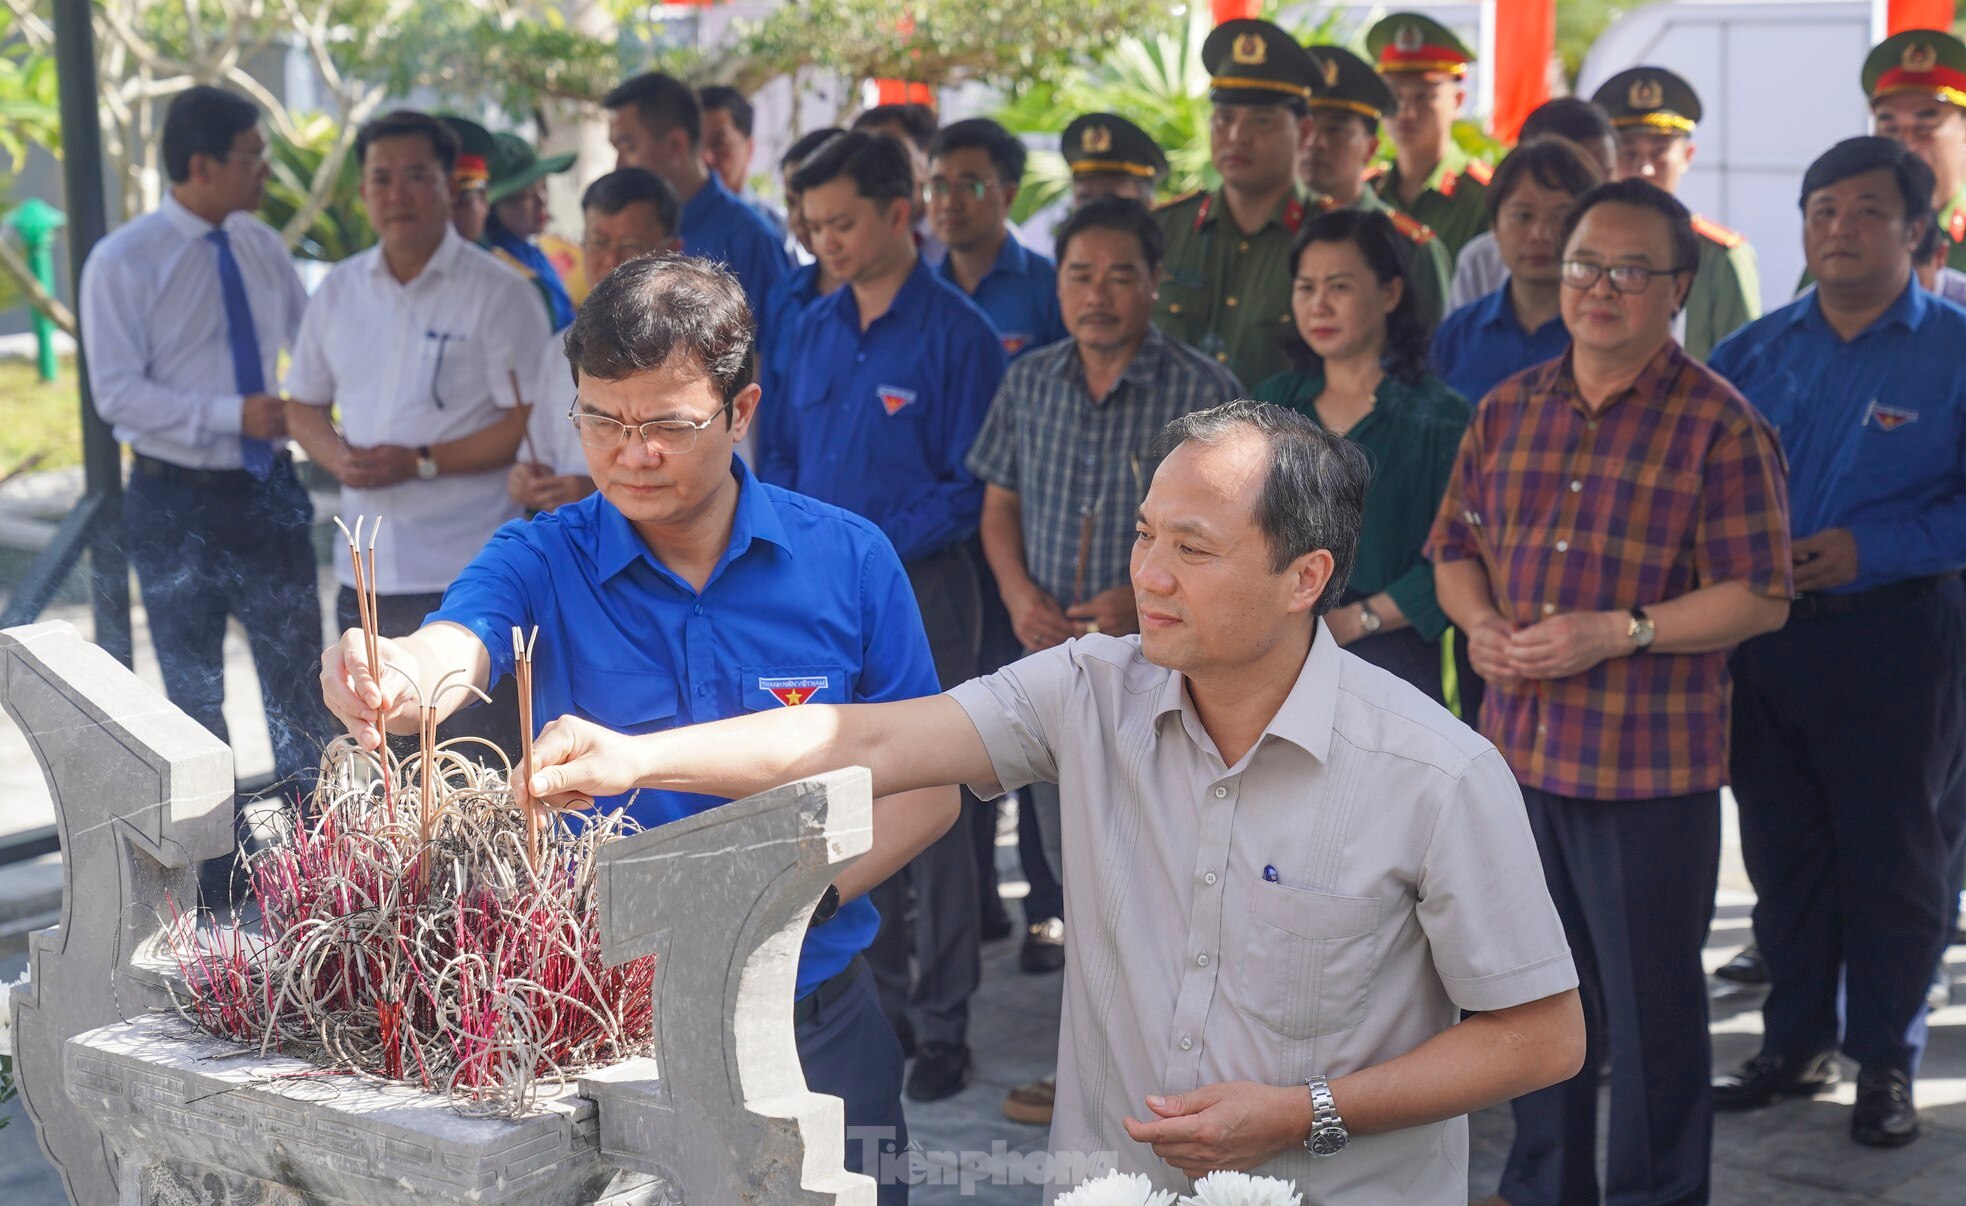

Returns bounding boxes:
[950,625,1577,1204]
[285,226,551,595]
[525,335,588,476]
[78,192,307,470]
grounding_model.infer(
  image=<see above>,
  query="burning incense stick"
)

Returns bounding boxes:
[512,626,542,874]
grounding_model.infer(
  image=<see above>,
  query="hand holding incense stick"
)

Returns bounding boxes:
[333,515,386,724]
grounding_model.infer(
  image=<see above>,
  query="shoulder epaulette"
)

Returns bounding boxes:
[1465,159,1493,186]
[1155,189,1205,213]
[1690,214,1744,249]
[1386,209,1438,245]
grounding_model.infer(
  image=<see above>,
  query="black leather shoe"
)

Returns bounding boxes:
[1713,945,1770,985]
[1020,916,1066,974]
[905,1042,973,1102]
[1851,1067,1918,1147]
[1713,1049,1840,1111]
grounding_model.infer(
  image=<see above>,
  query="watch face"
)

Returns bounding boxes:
[1308,1124,1349,1157]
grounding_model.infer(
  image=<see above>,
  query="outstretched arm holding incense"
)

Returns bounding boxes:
[523,696,996,812]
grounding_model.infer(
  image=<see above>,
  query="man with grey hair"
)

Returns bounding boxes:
[522,399,1586,1203]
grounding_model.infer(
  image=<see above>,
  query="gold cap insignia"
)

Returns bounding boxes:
[1082,123,1113,154]
[1231,33,1267,66]
[1905,41,1940,73]
[1629,77,1665,110]
[1394,23,1423,53]
[1318,56,1340,89]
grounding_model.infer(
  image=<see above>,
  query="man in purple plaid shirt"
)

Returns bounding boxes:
[1427,179,1793,1206]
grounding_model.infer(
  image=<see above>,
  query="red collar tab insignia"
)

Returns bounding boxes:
[1864,399,1919,430]
[760,675,829,706]
[1194,192,1214,230]
[1283,196,1305,232]
[1438,169,1459,198]
[1951,207,1966,243]
[1466,159,1493,186]
[877,385,918,415]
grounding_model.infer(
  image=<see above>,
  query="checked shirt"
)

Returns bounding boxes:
[1425,340,1792,800]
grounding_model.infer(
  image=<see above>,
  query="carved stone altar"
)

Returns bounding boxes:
[2,620,879,1204]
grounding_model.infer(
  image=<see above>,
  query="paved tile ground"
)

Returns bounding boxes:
[0,589,1962,1201]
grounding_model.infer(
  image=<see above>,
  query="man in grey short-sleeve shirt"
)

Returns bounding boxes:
[521,400,1584,1204]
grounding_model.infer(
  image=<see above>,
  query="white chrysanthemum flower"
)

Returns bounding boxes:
[0,971,24,1058]
[1057,1171,1179,1206]
[1180,1170,1303,1206]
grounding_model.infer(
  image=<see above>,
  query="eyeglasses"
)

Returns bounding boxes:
[581,237,660,259]
[224,148,272,167]
[568,401,732,453]
[926,179,996,201]
[1559,259,1687,295]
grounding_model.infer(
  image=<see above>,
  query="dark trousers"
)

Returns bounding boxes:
[125,456,333,794]
[868,543,981,1046]
[1729,575,1966,1074]
[333,587,523,756]
[1500,787,1720,1206]
[1017,788,1064,923]
[969,534,1022,923]
[798,963,909,1205]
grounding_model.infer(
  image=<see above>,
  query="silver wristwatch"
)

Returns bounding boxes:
[1356,599,1383,635]
[1303,1074,1349,1158]
[1627,605,1655,651]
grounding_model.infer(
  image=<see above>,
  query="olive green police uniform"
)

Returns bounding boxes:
[1864,29,1966,273]
[1592,66,1761,360]
[1153,19,1318,388]
[1365,14,1492,261]
[1303,44,1453,335]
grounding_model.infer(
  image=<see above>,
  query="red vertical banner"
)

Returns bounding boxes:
[1888,0,1955,35]
[1211,0,1260,23]
[1492,0,1556,143]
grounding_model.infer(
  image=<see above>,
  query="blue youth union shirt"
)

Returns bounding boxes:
[756,260,831,456]
[1433,280,1571,406]
[760,255,1008,562]
[1707,280,1966,594]
[936,235,1068,361]
[426,458,941,995]
[680,174,791,344]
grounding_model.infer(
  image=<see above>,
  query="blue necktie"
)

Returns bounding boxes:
[207,229,274,478]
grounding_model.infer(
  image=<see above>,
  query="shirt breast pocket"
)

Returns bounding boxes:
[741,664,850,711]
[1234,881,1382,1040]
[419,328,486,412]
[570,665,680,736]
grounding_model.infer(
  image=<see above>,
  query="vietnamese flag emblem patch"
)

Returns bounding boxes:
[760,675,830,706]
[877,385,918,415]
[1863,399,1919,431]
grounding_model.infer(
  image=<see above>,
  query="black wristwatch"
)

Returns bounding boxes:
[808,883,842,928]
[1627,606,1656,652]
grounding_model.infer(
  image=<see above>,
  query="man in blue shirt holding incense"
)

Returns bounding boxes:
[318,255,953,1205]
[1708,136,1966,1150]
[760,129,1009,1104]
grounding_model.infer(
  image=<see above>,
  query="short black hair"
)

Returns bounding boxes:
[852,103,939,153]
[929,117,1028,185]
[562,255,755,412]
[355,110,459,176]
[582,167,681,237]
[1053,195,1164,276]
[698,85,754,139]
[162,86,261,184]
[604,72,702,149]
[1152,400,1370,613]
[789,130,914,206]
[1800,135,1936,240]
[1560,177,1699,275]
[781,127,845,174]
[1486,135,1604,222]
[1519,97,1616,149]
[1285,209,1430,385]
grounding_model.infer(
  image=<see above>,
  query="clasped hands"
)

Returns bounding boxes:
[1466,610,1630,686]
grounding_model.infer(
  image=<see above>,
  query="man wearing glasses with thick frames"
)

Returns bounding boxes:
[286,110,549,750]
[320,255,954,1204]
[1431,178,1792,1206]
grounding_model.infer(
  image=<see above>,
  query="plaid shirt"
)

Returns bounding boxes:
[966,325,1243,603]
[1425,341,1792,801]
